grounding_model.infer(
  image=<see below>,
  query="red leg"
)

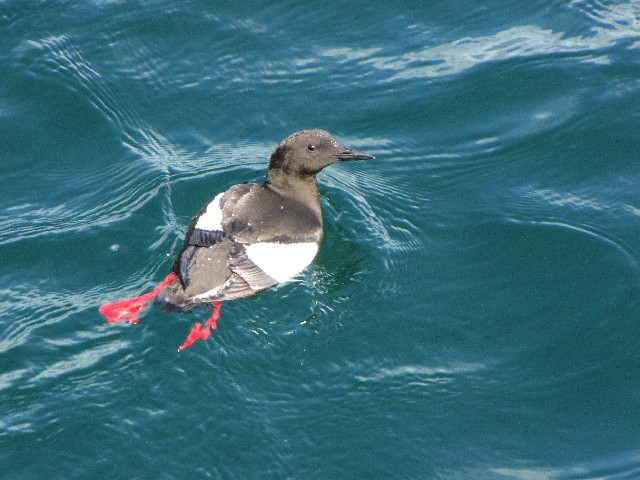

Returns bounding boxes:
[99,273,176,324]
[178,302,223,351]
[205,301,222,329]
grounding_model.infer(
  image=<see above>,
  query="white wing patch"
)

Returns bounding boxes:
[245,242,318,283]
[195,192,224,231]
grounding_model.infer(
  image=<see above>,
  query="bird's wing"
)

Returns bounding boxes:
[172,182,321,300]
[227,243,278,291]
[173,183,278,298]
[172,186,253,286]
[187,229,226,247]
[186,244,277,303]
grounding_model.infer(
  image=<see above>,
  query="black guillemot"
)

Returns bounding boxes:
[99,129,374,350]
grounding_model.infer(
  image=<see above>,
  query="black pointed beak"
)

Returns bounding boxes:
[335,149,375,161]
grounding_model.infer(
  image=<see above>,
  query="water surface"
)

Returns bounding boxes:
[2,1,640,478]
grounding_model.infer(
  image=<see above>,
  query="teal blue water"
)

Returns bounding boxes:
[2,1,640,478]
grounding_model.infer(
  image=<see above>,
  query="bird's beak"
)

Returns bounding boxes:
[335,149,375,161]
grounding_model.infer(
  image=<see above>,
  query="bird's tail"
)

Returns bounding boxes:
[153,276,198,313]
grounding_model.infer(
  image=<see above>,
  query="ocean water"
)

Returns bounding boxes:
[2,1,640,478]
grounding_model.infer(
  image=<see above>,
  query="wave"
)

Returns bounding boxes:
[506,185,640,271]
[318,2,640,81]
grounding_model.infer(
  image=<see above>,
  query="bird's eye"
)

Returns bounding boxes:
[307,144,316,151]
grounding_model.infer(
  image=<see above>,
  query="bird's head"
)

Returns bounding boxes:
[268,129,374,176]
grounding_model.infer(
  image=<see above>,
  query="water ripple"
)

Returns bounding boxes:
[5,33,184,247]
[320,3,640,81]
[508,185,640,272]
[493,447,640,479]
[0,162,164,245]
[355,361,486,384]
[18,34,149,153]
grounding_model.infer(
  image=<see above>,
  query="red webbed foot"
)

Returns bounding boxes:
[178,302,222,351]
[99,273,176,324]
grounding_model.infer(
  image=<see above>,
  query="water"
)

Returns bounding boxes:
[2,1,640,478]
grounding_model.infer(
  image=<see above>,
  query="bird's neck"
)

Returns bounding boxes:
[265,169,322,217]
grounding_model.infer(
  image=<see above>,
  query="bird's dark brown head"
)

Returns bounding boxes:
[268,129,374,177]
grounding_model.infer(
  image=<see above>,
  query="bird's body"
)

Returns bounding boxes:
[154,181,323,310]
[100,129,373,349]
